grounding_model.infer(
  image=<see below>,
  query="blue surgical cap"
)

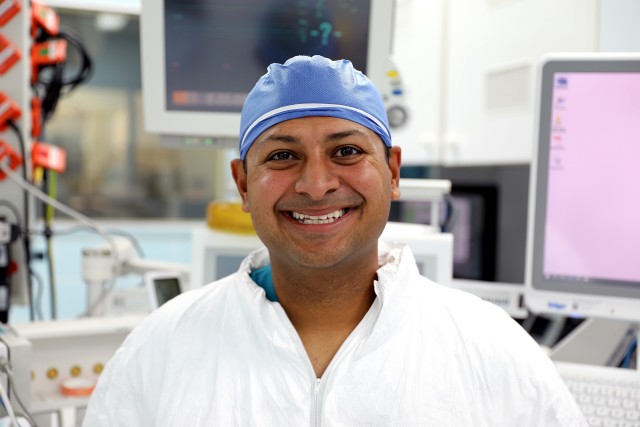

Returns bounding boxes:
[239,55,392,160]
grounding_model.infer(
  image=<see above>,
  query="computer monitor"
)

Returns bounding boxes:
[392,185,498,281]
[390,185,528,319]
[525,54,640,321]
[140,0,398,145]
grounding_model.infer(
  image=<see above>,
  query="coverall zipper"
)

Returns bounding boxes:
[276,296,381,427]
[313,378,322,427]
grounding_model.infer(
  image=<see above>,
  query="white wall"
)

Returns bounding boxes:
[393,0,601,166]
[599,0,640,52]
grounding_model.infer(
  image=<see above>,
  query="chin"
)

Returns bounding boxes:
[289,244,376,271]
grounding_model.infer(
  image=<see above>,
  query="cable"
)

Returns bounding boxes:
[45,234,56,320]
[0,202,21,226]
[34,225,152,317]
[35,225,146,258]
[30,224,149,317]
[28,269,45,322]
[45,233,56,319]
[0,358,36,427]
[0,164,117,252]
[79,277,117,318]
[0,161,120,276]
[35,26,93,124]
[29,21,94,320]
[0,163,127,319]
[0,379,19,427]
[5,369,36,427]
[2,203,58,321]
[440,193,455,233]
[89,229,146,258]
[57,27,93,89]
[0,202,34,322]
[30,224,147,316]
[45,171,58,319]
[5,122,28,236]
[622,338,637,369]
[6,121,35,322]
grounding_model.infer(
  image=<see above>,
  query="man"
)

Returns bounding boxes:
[83,55,586,426]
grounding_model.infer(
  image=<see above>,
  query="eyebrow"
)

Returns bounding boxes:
[259,128,367,145]
[326,129,367,141]
[259,134,299,144]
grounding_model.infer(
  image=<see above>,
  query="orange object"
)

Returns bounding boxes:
[206,201,255,234]
[0,92,21,131]
[0,33,21,75]
[0,140,23,180]
[31,96,42,138]
[32,141,66,173]
[31,1,59,36]
[0,0,21,27]
[7,260,17,275]
[60,377,96,397]
[31,39,67,66]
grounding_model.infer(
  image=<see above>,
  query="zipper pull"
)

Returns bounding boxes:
[314,378,321,396]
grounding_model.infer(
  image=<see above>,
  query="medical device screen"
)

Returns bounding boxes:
[153,277,182,307]
[535,68,640,296]
[164,0,371,114]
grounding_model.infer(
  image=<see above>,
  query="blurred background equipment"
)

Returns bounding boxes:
[0,0,94,326]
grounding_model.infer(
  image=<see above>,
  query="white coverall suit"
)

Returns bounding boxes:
[83,242,586,427]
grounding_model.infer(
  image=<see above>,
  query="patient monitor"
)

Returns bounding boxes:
[141,0,406,147]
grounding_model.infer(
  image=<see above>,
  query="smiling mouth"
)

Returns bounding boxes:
[290,208,347,225]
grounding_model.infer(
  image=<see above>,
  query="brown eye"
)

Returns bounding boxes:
[268,151,295,161]
[335,146,361,157]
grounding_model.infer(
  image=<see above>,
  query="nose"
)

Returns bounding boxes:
[294,158,340,200]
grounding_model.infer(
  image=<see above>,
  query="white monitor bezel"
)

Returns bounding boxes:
[140,0,395,138]
[525,53,640,321]
[145,271,183,310]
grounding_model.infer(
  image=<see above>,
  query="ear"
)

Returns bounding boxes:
[388,146,402,200]
[230,159,250,212]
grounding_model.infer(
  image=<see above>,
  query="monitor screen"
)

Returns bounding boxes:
[153,276,182,307]
[448,187,498,282]
[142,0,396,141]
[164,0,370,114]
[146,272,185,310]
[390,185,498,281]
[526,55,640,321]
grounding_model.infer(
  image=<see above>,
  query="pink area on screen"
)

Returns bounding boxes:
[544,72,640,282]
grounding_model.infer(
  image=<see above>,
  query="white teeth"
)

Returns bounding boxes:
[292,209,345,224]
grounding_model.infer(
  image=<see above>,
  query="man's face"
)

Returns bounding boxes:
[231,116,401,271]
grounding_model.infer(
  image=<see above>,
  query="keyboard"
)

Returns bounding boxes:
[556,361,640,427]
